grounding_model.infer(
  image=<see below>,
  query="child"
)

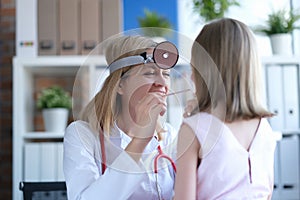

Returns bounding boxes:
[174,18,276,200]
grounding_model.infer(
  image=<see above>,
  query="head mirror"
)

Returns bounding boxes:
[153,41,179,69]
[108,40,179,74]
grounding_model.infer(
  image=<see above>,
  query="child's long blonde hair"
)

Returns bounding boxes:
[191,18,273,122]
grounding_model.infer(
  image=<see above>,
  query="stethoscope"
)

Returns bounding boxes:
[99,130,176,200]
[154,144,176,200]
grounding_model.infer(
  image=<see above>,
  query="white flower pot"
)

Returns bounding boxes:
[42,108,69,132]
[270,33,293,55]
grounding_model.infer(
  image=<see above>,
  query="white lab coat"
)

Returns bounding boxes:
[63,120,177,200]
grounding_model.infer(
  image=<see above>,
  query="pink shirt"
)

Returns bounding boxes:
[183,112,276,200]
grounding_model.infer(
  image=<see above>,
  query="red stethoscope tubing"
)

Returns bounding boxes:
[99,131,176,174]
[100,130,107,174]
[154,145,176,173]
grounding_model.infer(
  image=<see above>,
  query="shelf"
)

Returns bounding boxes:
[281,130,300,136]
[13,55,107,66]
[262,56,300,65]
[24,132,64,139]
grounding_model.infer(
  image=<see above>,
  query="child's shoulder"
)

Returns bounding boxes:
[184,112,218,124]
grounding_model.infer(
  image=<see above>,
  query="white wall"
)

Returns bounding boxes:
[292,0,300,55]
[177,0,296,57]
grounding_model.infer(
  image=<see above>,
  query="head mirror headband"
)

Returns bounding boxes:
[109,41,179,74]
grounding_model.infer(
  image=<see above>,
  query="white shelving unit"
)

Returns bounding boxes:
[12,54,300,200]
[12,53,190,200]
[12,55,107,200]
[262,56,300,200]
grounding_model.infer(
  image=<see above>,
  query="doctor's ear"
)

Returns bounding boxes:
[117,81,124,95]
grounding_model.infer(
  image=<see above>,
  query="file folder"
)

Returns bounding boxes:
[280,136,300,199]
[16,0,38,57]
[80,0,101,55]
[272,144,280,199]
[38,0,59,55]
[102,0,123,41]
[59,0,80,55]
[57,143,64,180]
[283,65,299,130]
[40,143,56,181]
[24,142,64,182]
[24,143,40,181]
[266,65,284,131]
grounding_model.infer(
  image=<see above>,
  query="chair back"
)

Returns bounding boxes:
[19,181,67,200]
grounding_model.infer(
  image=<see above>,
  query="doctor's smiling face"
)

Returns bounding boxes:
[117,52,171,126]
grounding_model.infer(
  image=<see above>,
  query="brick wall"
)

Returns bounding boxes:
[0,0,94,198]
[0,0,78,197]
[0,0,15,198]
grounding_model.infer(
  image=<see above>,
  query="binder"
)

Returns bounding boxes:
[80,0,101,55]
[280,136,300,199]
[283,65,299,130]
[272,144,280,199]
[102,0,123,41]
[24,142,63,182]
[57,143,65,181]
[38,0,59,55]
[59,0,80,55]
[266,65,284,131]
[16,0,38,57]
[40,143,56,181]
[24,143,40,181]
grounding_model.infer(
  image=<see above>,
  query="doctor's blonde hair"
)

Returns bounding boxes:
[80,35,157,135]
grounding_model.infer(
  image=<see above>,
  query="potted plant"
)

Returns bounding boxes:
[137,9,172,42]
[192,0,240,22]
[257,9,300,55]
[37,85,72,132]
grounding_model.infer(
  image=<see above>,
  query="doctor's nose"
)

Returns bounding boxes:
[153,71,169,86]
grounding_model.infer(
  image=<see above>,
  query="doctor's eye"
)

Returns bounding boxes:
[143,71,156,76]
[162,71,170,77]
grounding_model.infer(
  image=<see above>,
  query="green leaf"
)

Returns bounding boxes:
[37,86,72,110]
[192,0,240,22]
[256,9,300,35]
[137,9,172,37]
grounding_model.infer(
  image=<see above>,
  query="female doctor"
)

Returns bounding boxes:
[63,35,179,200]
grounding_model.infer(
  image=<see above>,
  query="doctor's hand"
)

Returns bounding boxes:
[130,92,167,139]
[126,92,167,162]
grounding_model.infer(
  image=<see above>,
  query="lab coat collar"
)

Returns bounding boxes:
[111,121,159,153]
